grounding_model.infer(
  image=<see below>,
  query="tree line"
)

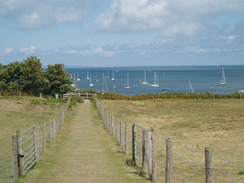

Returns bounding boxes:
[0,56,73,96]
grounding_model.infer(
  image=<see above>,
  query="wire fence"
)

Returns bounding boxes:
[94,96,244,183]
[0,97,70,183]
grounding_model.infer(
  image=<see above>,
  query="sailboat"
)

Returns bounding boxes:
[218,67,226,85]
[71,73,75,87]
[149,72,159,87]
[95,72,98,82]
[238,89,244,94]
[86,71,89,80]
[189,80,194,93]
[111,70,115,80]
[77,72,80,81]
[140,69,149,84]
[89,75,94,87]
[124,73,131,89]
[161,72,167,93]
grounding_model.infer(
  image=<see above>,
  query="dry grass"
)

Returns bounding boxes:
[16,103,148,183]
[0,97,62,141]
[100,99,244,183]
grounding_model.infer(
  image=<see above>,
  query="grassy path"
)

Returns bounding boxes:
[17,102,147,183]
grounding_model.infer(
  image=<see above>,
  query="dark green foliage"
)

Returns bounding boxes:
[45,64,73,95]
[69,95,84,108]
[0,57,73,96]
[20,57,48,95]
[238,170,244,175]
[97,91,244,100]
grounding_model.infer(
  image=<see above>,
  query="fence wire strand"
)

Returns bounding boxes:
[172,170,190,183]
[174,140,205,153]
[214,149,244,167]
[0,137,11,145]
[213,167,242,183]
[173,153,205,167]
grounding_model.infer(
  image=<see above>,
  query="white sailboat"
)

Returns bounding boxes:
[218,67,226,85]
[238,89,244,94]
[124,73,131,89]
[86,71,89,80]
[161,72,167,93]
[189,80,194,93]
[149,72,159,87]
[95,72,98,82]
[89,75,94,87]
[111,70,115,80]
[77,72,80,81]
[71,73,75,87]
[140,69,149,84]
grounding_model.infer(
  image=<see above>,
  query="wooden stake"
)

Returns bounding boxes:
[12,135,18,180]
[205,147,214,183]
[16,131,25,176]
[165,137,172,183]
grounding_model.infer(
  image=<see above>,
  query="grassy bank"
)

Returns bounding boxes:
[0,96,65,141]
[100,98,244,182]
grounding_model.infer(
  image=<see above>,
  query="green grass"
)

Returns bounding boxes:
[0,97,64,141]
[100,99,244,183]
[16,103,149,183]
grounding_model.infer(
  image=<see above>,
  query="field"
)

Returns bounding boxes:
[0,97,64,141]
[100,99,244,182]
[0,97,65,182]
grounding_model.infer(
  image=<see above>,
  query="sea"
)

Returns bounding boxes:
[66,65,244,96]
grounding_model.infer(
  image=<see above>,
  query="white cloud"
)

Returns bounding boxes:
[96,0,168,32]
[19,46,36,53]
[224,35,239,43]
[85,47,115,57]
[64,50,77,54]
[1,47,14,55]
[95,0,244,37]
[0,0,89,29]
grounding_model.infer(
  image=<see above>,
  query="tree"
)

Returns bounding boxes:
[0,61,23,92]
[20,56,48,95]
[46,63,73,96]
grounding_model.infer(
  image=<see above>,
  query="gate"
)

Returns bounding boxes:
[132,124,152,165]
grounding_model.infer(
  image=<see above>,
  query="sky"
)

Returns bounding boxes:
[0,0,244,66]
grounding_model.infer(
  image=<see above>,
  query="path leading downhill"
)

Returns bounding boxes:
[17,102,146,183]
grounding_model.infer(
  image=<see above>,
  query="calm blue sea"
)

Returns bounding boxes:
[66,65,244,96]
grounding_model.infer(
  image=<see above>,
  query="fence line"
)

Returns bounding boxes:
[94,96,244,183]
[0,96,71,183]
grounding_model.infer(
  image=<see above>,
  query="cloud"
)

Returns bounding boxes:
[1,47,14,55]
[95,0,244,37]
[0,0,89,29]
[224,35,239,43]
[58,46,116,57]
[85,47,115,57]
[19,46,36,53]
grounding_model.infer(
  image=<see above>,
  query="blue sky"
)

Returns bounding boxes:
[0,0,244,66]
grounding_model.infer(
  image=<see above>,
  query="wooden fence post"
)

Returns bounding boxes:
[165,137,173,183]
[120,121,122,145]
[35,126,40,163]
[205,147,214,183]
[48,119,52,143]
[152,158,156,182]
[142,131,149,174]
[111,116,114,136]
[12,135,18,180]
[132,124,136,163]
[53,119,56,138]
[125,122,128,154]
[16,131,25,176]
[43,122,46,150]
[142,131,154,181]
